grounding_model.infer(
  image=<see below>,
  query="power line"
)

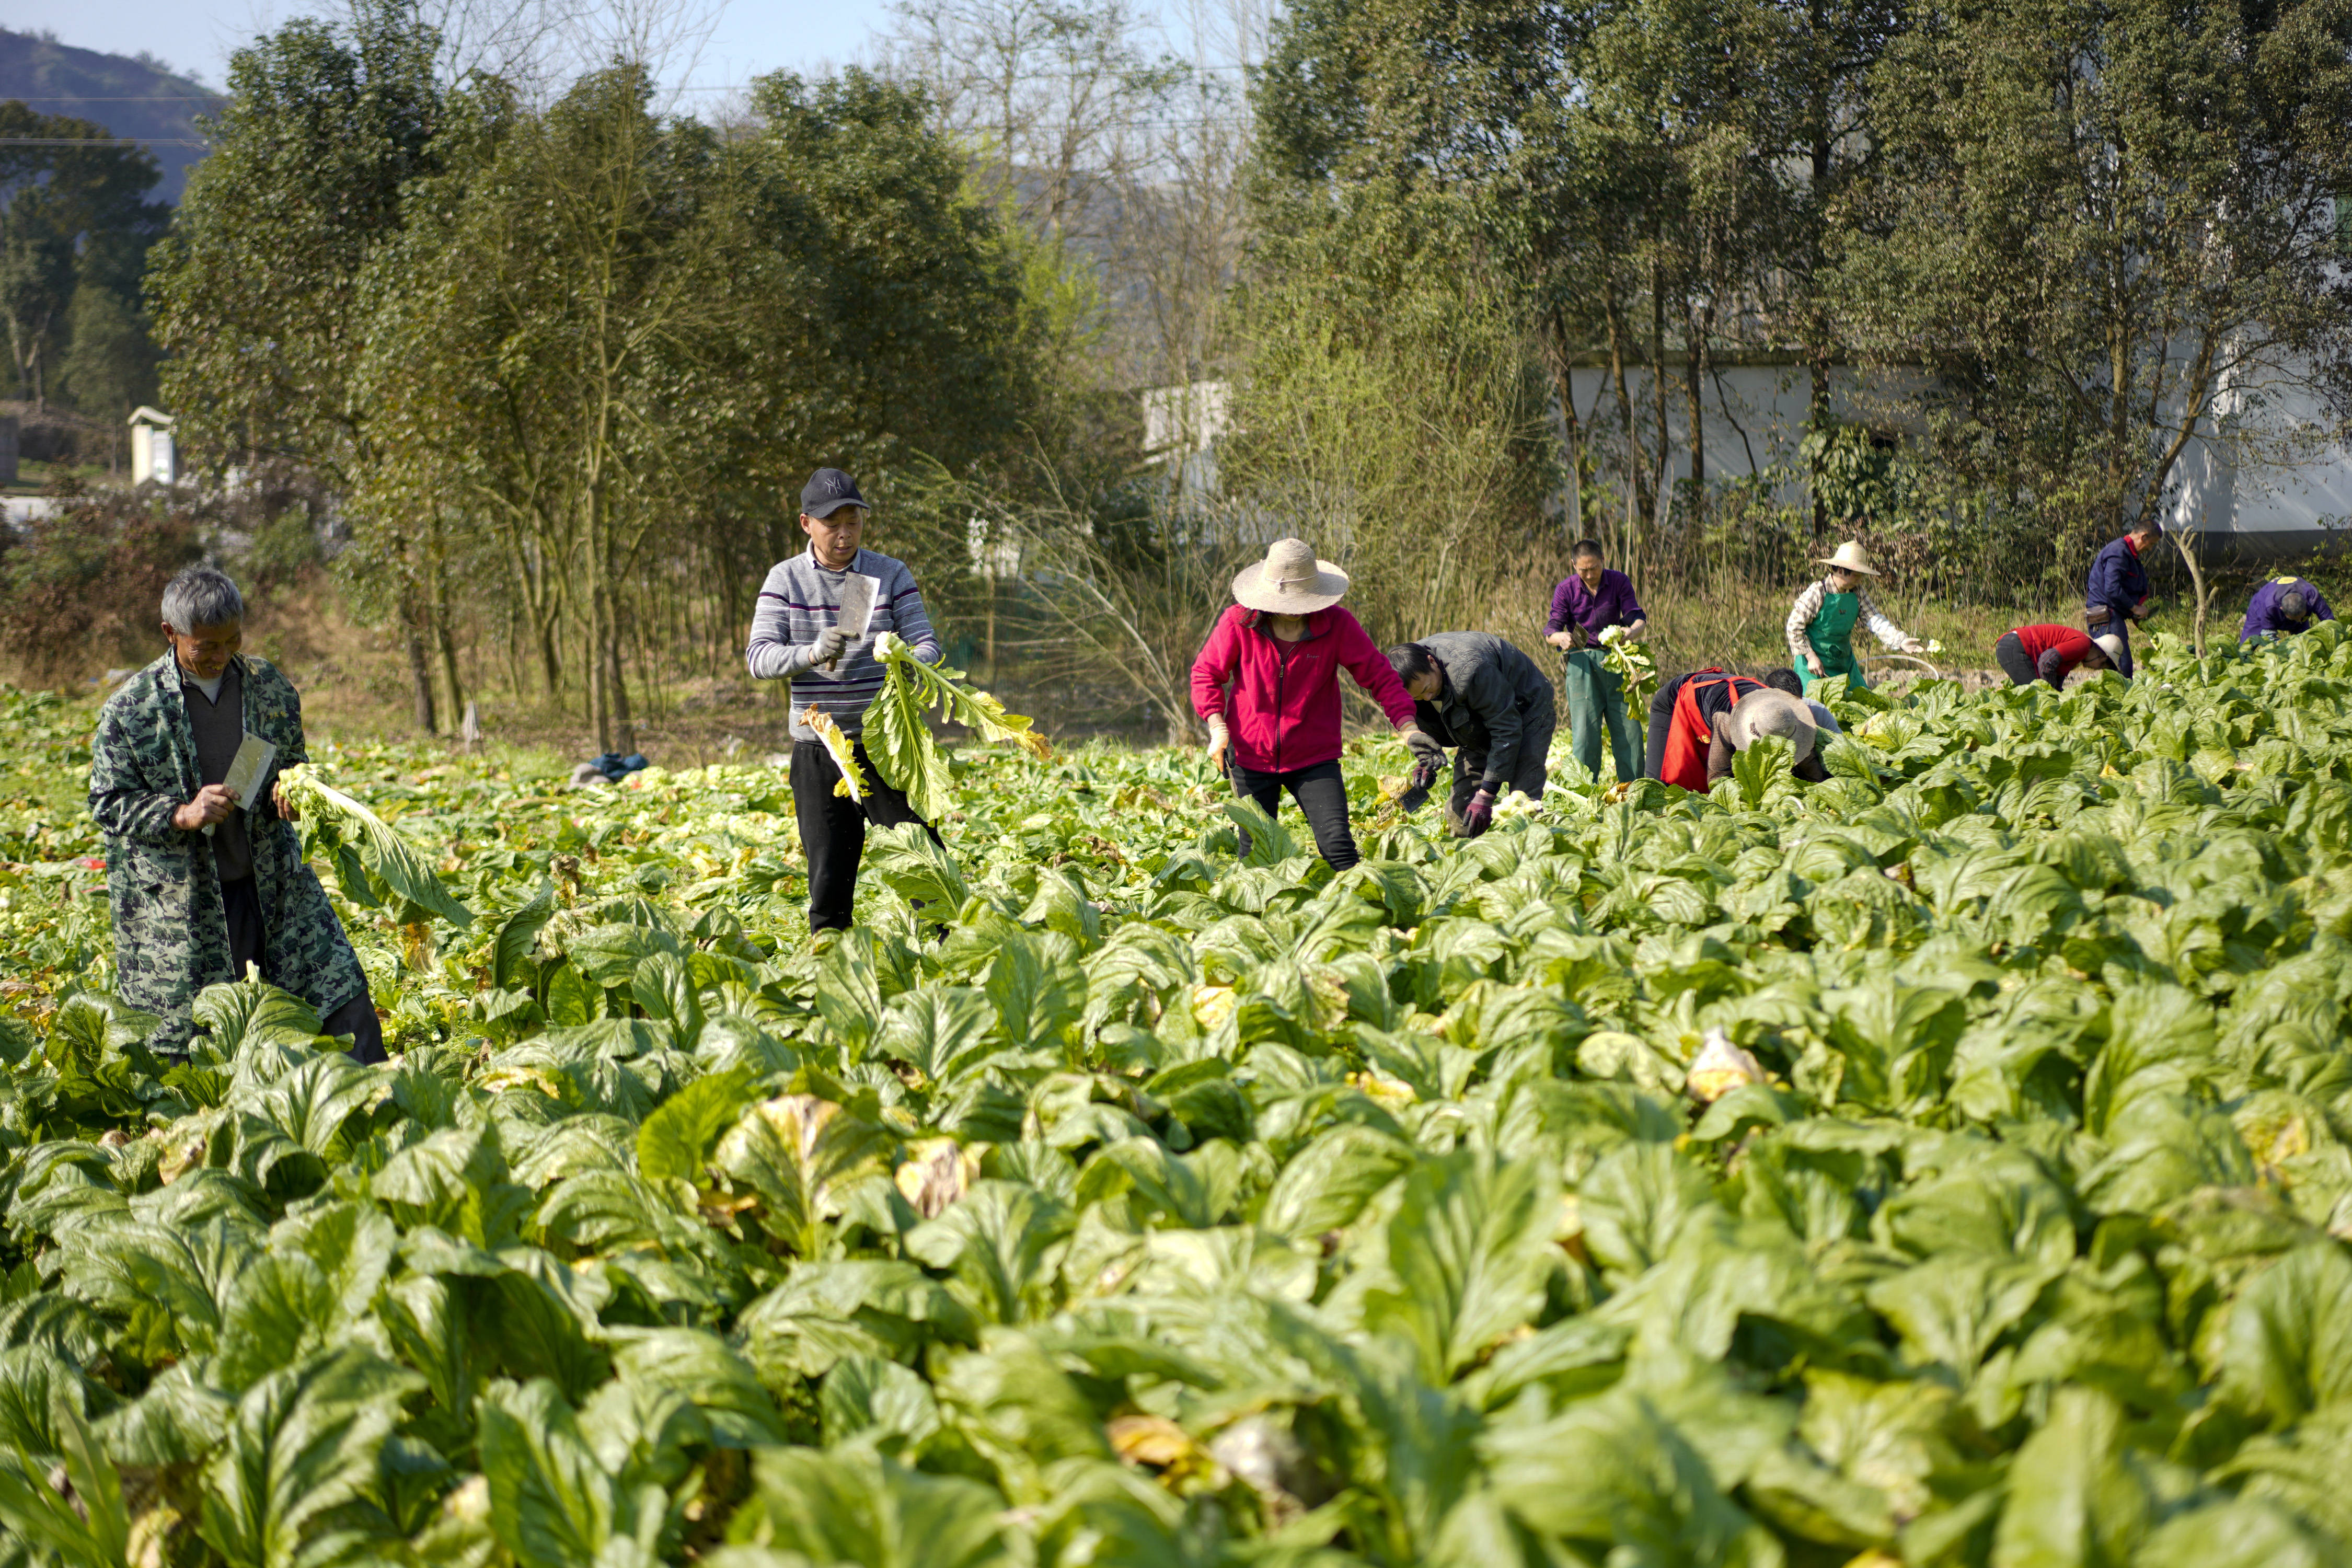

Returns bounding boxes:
[0,66,1249,104]
[669,68,1251,93]
[0,136,202,146]
[0,93,223,102]
[0,92,221,102]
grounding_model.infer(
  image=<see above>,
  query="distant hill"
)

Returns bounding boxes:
[0,30,221,203]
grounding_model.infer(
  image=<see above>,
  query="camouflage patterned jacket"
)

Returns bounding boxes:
[89,650,366,1050]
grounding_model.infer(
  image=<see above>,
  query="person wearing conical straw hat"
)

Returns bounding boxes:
[1783,535,1926,695]
[1191,538,1441,869]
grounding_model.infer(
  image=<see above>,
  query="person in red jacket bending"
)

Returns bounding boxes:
[1994,625,2120,690]
[1191,538,1443,869]
[1645,671,1829,791]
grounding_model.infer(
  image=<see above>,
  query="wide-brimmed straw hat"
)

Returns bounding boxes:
[1814,540,1881,577]
[1723,689,1818,764]
[1233,538,1349,614]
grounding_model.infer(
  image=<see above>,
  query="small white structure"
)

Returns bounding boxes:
[128,407,176,486]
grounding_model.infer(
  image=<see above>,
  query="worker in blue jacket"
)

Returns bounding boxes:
[2085,517,2162,677]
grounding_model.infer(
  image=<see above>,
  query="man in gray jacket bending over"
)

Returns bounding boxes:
[1385,633,1558,837]
[745,468,943,931]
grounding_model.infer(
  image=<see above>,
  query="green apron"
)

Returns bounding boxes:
[1806,589,1868,693]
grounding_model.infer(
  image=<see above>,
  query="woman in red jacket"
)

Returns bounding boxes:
[1191,539,1442,869]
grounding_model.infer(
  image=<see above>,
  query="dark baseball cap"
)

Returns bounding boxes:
[801,468,868,518]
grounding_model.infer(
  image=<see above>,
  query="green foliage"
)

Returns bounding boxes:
[11,629,2352,1559]
[147,0,444,480]
[0,100,168,409]
[1836,0,2352,547]
[864,633,1048,823]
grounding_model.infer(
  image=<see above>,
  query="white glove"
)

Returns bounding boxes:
[811,626,851,666]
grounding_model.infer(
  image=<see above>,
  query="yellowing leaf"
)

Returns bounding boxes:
[803,707,868,801]
[1107,1413,1205,1470]
[895,1137,978,1219]
[1685,1028,1766,1105]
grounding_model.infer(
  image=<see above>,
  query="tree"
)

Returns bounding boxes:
[0,102,167,409]
[1222,199,1560,651]
[1251,0,1800,557]
[1755,0,1906,536]
[147,1,444,483]
[57,277,160,424]
[352,65,1039,748]
[353,64,729,750]
[1832,0,2352,570]
[745,70,1041,491]
[148,2,447,724]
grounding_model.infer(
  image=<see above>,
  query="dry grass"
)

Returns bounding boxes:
[29,551,2334,779]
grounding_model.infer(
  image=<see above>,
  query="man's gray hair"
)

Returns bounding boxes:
[161,565,245,633]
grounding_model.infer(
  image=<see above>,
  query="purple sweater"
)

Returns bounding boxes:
[1547,569,1645,639]
[2242,578,2335,643]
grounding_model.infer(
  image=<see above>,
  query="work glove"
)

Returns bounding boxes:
[1396,754,1440,814]
[1402,728,1445,770]
[810,626,852,667]
[1459,787,1496,838]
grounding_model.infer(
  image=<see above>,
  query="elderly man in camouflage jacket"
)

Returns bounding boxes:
[89,566,383,1059]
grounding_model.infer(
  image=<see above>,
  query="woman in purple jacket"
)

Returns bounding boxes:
[1544,538,1647,782]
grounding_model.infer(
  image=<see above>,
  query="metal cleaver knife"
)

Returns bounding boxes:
[824,573,881,671]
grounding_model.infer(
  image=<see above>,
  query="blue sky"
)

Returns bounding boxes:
[23,0,893,94]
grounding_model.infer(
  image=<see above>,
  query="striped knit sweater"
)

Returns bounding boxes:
[745,548,941,741]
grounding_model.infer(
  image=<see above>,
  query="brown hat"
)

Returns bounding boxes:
[1814,540,1881,577]
[1232,538,1349,614]
[1723,689,1818,764]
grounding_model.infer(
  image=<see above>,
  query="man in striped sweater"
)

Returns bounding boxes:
[746,468,944,931]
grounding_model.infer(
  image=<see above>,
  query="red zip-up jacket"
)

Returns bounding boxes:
[1190,604,1417,773]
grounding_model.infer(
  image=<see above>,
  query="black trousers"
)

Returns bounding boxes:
[1449,696,1557,831]
[1229,758,1357,869]
[221,876,385,1063]
[1643,682,1682,782]
[1993,631,2038,686]
[790,737,936,931]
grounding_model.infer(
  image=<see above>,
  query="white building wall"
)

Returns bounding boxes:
[2167,373,2352,559]
[1577,362,2352,561]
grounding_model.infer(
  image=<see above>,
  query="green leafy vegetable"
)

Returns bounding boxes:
[278,763,475,929]
[862,631,1047,821]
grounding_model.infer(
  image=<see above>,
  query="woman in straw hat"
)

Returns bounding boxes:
[1783,537,1927,694]
[1191,538,1443,870]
